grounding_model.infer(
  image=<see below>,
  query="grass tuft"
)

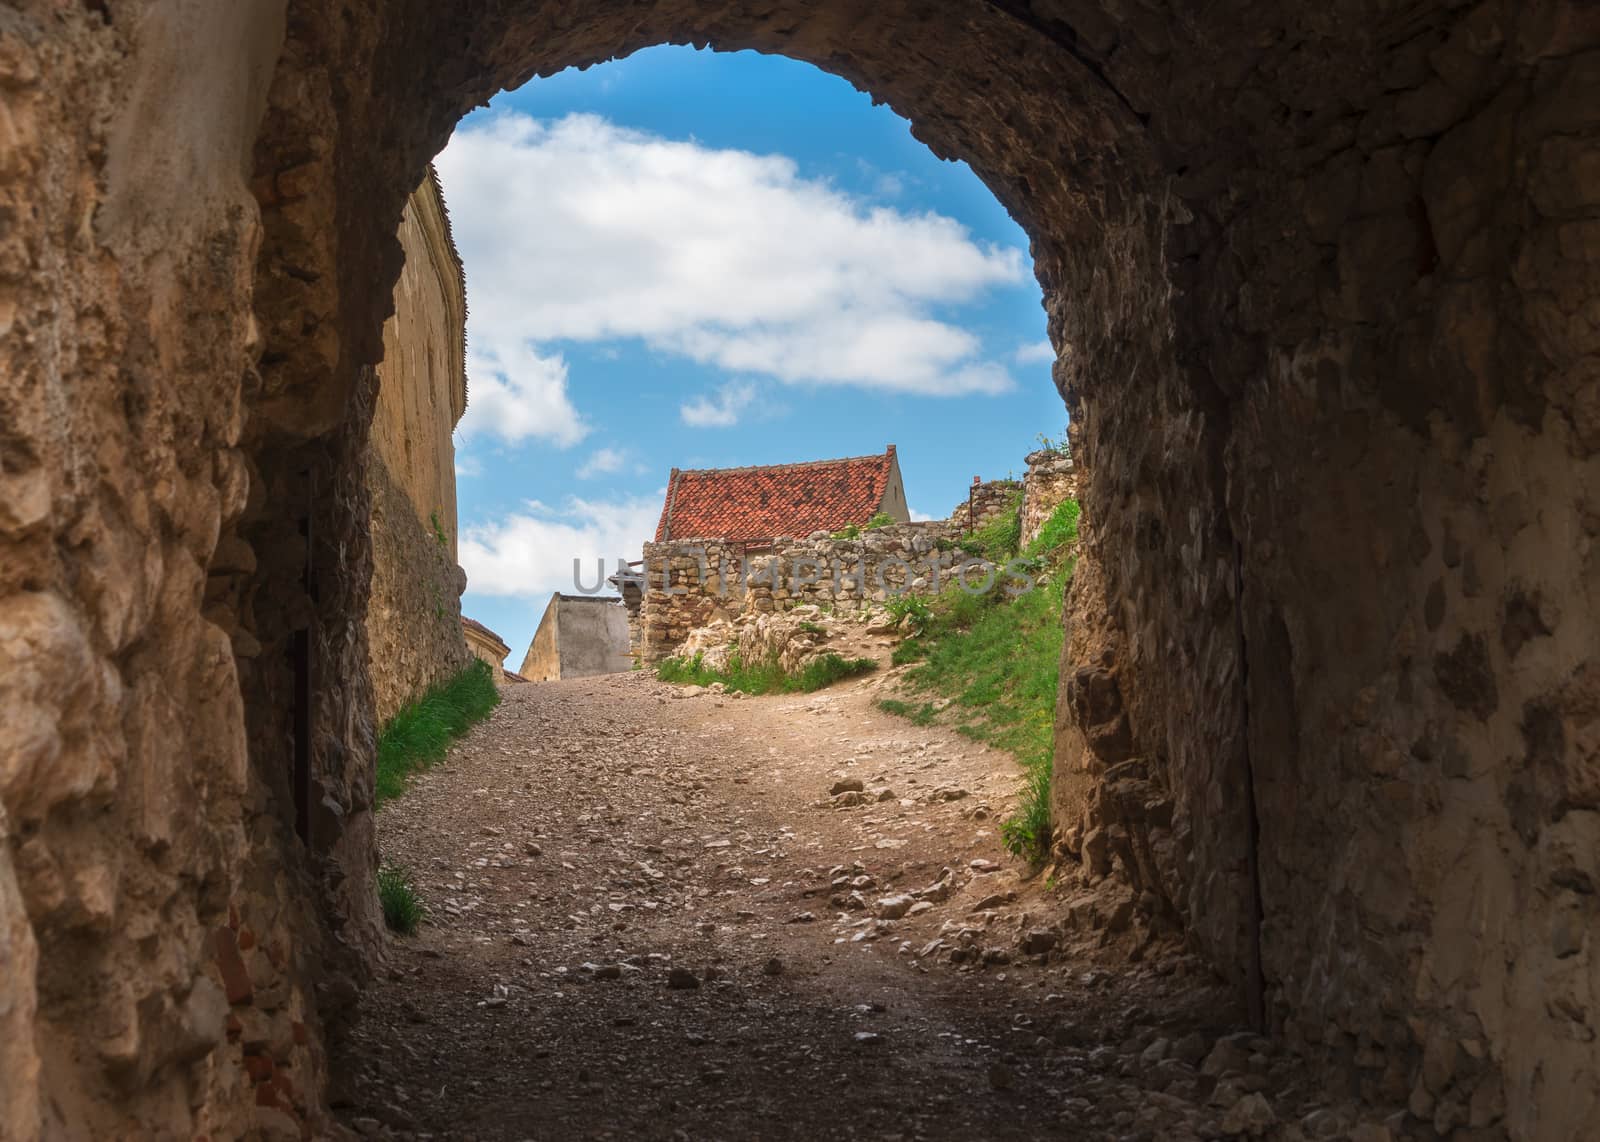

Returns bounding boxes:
[877,698,939,726]
[657,651,875,695]
[378,864,424,935]
[376,659,501,806]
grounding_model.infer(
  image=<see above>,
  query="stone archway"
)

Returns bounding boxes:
[2,2,1596,1138]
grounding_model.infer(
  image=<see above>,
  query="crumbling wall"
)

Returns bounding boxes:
[955,478,1022,534]
[638,522,963,663]
[1019,449,1078,547]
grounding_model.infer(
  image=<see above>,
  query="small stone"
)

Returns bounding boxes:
[1019,930,1058,955]
[1220,1092,1276,1136]
[762,957,784,976]
[667,967,700,990]
[853,1031,884,1046]
[524,842,543,856]
[1202,1037,1251,1077]
[1173,1032,1207,1064]
[969,859,999,873]
[1141,1037,1170,1066]
[875,894,916,920]
[830,779,865,795]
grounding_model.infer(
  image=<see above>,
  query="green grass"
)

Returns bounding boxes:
[876,499,1080,864]
[656,650,876,695]
[376,658,501,806]
[966,492,1023,562]
[1024,499,1080,562]
[883,593,932,632]
[378,864,424,935]
[798,620,827,635]
[877,698,939,726]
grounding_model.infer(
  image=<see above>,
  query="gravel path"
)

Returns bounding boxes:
[333,670,1371,1141]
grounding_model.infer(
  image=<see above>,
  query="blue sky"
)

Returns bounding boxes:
[437,46,1066,663]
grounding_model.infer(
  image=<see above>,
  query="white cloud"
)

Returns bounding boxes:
[576,446,627,478]
[458,340,588,447]
[454,453,483,478]
[436,113,1027,402]
[910,507,936,522]
[1015,340,1056,365]
[680,381,757,428]
[459,495,661,599]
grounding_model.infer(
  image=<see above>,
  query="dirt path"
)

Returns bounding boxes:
[333,671,1373,1142]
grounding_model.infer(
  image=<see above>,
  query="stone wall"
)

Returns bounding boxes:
[0,4,340,1138]
[5,2,1598,1139]
[366,446,471,721]
[1019,450,1078,547]
[364,170,471,724]
[637,522,962,664]
[953,478,1022,535]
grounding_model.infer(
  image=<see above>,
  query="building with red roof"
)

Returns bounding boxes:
[654,445,909,545]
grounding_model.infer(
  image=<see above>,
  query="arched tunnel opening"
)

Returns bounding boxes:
[0,2,1596,1139]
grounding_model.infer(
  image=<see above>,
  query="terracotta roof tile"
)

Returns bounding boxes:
[656,447,898,543]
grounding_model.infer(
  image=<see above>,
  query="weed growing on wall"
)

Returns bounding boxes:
[376,659,500,805]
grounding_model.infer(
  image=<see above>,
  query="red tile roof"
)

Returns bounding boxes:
[655,446,898,543]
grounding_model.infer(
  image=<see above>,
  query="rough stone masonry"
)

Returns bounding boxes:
[0,2,1596,1140]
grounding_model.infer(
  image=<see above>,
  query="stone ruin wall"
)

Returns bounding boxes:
[955,477,1022,534]
[1019,449,1079,547]
[1,2,1596,1139]
[640,449,1082,666]
[364,170,472,724]
[638,522,961,664]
